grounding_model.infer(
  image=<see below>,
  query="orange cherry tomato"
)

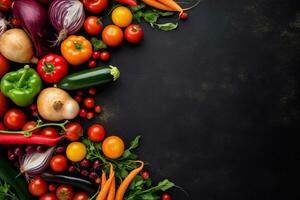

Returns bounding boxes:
[102,136,125,159]
[61,35,93,65]
[102,25,123,47]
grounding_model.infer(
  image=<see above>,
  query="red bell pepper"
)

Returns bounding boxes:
[37,54,68,83]
[115,0,137,6]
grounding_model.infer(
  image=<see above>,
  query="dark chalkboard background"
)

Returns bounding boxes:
[2,0,298,199]
[89,0,299,199]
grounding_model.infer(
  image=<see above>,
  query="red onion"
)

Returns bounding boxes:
[49,0,85,45]
[12,0,53,58]
[0,12,8,36]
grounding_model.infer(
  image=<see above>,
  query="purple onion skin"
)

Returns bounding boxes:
[0,11,4,19]
[49,0,85,34]
[12,0,53,58]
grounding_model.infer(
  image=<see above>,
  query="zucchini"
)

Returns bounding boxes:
[57,65,120,90]
[0,158,31,200]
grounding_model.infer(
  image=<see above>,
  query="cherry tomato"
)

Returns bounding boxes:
[99,51,110,61]
[50,155,68,172]
[86,112,94,120]
[111,6,132,28]
[84,16,103,36]
[92,51,100,59]
[141,171,150,179]
[65,122,83,141]
[40,193,58,200]
[0,91,9,118]
[0,0,13,12]
[88,59,97,68]
[30,103,38,111]
[102,25,123,47]
[161,193,172,200]
[83,97,95,109]
[88,88,97,95]
[79,109,87,118]
[102,136,125,159]
[66,142,87,162]
[0,53,9,78]
[72,192,89,200]
[56,185,74,200]
[22,121,41,135]
[49,184,57,192]
[74,95,82,103]
[28,177,48,197]
[82,0,108,13]
[4,109,26,130]
[179,12,188,20]
[88,124,105,142]
[41,127,59,138]
[124,24,144,43]
[94,105,102,113]
[10,17,21,27]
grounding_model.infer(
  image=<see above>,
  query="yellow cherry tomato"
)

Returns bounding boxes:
[111,6,132,28]
[102,136,125,159]
[61,35,93,65]
[66,142,87,162]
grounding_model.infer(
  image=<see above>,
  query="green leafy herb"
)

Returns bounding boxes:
[91,37,107,51]
[155,22,178,31]
[0,180,18,200]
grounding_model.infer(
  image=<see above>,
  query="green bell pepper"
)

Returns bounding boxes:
[0,65,42,107]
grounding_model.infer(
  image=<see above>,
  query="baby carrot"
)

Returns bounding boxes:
[156,0,183,14]
[142,0,175,11]
[107,176,115,200]
[101,170,107,189]
[115,161,144,200]
[96,164,114,200]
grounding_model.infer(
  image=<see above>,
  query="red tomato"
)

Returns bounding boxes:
[84,16,103,35]
[0,0,13,12]
[124,24,144,43]
[179,12,188,20]
[10,17,20,27]
[65,122,83,141]
[102,25,123,47]
[22,121,41,135]
[88,124,105,142]
[0,91,9,118]
[92,51,100,59]
[37,54,68,83]
[83,98,95,109]
[56,185,74,200]
[88,59,97,68]
[0,53,9,78]
[40,193,58,200]
[72,192,89,200]
[86,112,94,120]
[28,177,48,197]
[50,155,68,172]
[141,170,150,179]
[99,51,110,61]
[161,193,172,200]
[41,127,60,138]
[82,0,108,14]
[4,109,26,130]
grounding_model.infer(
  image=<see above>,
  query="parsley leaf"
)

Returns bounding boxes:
[91,37,107,51]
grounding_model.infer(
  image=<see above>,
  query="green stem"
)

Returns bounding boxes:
[16,65,30,88]
[0,120,69,135]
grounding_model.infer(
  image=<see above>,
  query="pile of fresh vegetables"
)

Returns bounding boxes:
[0,0,199,199]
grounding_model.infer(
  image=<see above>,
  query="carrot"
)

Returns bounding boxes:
[101,170,107,189]
[115,161,144,200]
[142,0,175,11]
[96,164,114,200]
[107,176,115,200]
[156,0,183,14]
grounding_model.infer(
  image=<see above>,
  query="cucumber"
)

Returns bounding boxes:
[0,158,31,200]
[57,65,120,90]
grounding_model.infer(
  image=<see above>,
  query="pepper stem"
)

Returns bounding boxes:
[16,65,30,88]
[43,61,55,74]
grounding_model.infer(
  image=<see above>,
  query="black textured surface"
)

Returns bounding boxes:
[87,0,299,199]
